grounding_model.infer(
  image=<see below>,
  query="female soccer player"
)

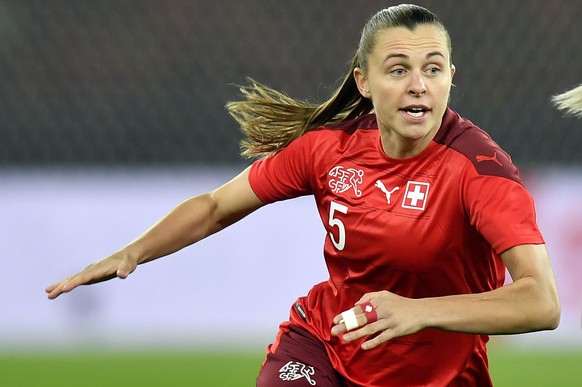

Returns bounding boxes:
[46,4,560,386]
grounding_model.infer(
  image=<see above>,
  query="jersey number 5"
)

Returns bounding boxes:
[329,201,348,250]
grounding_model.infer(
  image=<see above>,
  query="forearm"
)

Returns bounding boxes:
[419,275,560,334]
[121,193,223,265]
[332,244,560,350]
[118,167,261,266]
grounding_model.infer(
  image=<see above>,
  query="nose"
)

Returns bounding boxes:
[408,72,427,96]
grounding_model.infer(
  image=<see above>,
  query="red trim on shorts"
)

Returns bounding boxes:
[261,321,291,368]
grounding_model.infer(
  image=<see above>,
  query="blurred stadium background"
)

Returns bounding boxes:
[1,0,581,385]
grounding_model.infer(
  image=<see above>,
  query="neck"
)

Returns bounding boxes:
[379,129,437,159]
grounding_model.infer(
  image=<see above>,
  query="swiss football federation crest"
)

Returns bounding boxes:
[402,181,430,211]
[279,361,317,385]
[328,166,364,197]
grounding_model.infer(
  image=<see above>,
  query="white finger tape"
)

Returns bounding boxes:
[340,309,359,331]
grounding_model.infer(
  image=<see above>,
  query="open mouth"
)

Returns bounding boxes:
[401,106,430,118]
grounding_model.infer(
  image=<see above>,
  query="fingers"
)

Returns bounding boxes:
[331,298,395,351]
[45,270,99,299]
[360,301,378,324]
[45,256,136,300]
[359,332,392,351]
[331,292,420,350]
[331,303,390,351]
[45,276,80,299]
[45,272,114,300]
[331,301,378,336]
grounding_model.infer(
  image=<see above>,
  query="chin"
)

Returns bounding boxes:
[401,125,434,139]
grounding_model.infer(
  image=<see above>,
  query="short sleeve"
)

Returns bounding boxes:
[248,133,315,203]
[462,168,544,254]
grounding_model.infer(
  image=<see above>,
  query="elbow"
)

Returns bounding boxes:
[519,284,561,333]
[544,295,561,331]
[537,289,561,331]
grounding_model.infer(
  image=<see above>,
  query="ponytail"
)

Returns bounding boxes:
[226,53,373,159]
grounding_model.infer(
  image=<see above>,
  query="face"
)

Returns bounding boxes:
[354,25,455,158]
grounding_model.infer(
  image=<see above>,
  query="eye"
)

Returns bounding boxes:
[426,66,441,76]
[390,68,407,76]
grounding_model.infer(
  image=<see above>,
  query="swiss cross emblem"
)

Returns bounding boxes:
[401,181,430,211]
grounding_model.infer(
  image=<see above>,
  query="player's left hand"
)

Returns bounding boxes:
[331,291,424,350]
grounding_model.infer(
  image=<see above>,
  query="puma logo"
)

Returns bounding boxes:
[375,180,399,204]
[476,151,502,166]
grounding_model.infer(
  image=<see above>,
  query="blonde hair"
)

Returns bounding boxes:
[227,4,450,158]
[552,84,582,118]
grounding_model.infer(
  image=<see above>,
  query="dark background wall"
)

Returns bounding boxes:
[1,0,581,167]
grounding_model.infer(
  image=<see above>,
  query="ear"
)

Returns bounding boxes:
[450,64,456,78]
[353,67,371,99]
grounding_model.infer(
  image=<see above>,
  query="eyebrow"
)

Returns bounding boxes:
[384,51,446,63]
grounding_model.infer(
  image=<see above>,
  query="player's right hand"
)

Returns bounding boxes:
[45,252,137,300]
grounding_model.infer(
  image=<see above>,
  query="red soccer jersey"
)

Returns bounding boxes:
[248,108,543,386]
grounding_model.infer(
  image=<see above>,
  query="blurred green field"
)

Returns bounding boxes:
[0,350,264,387]
[1,347,581,386]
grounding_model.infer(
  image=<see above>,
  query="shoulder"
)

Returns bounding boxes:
[301,114,378,148]
[278,115,378,162]
[319,114,378,133]
[435,108,522,183]
[299,114,377,143]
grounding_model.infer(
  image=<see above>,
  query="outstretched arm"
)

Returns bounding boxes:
[332,243,560,350]
[46,166,263,299]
